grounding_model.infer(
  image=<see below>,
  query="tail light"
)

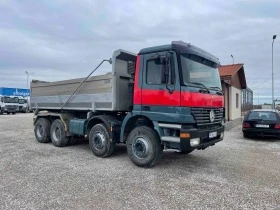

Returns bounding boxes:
[274,124,280,129]
[243,123,250,128]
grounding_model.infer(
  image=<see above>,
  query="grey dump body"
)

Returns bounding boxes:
[31,49,136,111]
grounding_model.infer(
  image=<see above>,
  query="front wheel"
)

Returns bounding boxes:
[126,126,163,167]
[89,123,116,157]
[50,119,69,147]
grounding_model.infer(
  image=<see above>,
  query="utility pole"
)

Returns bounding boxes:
[231,54,234,64]
[272,35,277,109]
[25,71,35,96]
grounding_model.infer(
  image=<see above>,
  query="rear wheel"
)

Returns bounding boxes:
[50,119,69,147]
[34,118,51,143]
[89,123,116,157]
[127,126,163,167]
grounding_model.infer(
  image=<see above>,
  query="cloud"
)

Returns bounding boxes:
[0,0,280,104]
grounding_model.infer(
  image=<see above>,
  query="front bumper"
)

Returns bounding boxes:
[160,124,224,151]
[6,109,18,112]
[180,126,224,151]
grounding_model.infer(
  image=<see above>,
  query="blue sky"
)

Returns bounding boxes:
[0,0,279,104]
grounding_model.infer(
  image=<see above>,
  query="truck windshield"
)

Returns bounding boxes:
[19,99,26,104]
[3,97,19,103]
[180,53,221,90]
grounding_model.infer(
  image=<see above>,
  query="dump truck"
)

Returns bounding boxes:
[31,41,225,167]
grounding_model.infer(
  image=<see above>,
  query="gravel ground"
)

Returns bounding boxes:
[0,113,280,209]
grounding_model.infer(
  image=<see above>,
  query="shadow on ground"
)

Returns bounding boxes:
[244,136,280,143]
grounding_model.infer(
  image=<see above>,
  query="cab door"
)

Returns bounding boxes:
[140,51,181,122]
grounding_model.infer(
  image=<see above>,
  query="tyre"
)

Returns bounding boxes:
[34,118,51,143]
[50,119,69,147]
[12,112,16,115]
[89,123,116,157]
[126,126,163,167]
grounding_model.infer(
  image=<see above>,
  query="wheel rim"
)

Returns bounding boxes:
[132,137,149,159]
[93,132,105,150]
[53,126,61,142]
[36,124,44,138]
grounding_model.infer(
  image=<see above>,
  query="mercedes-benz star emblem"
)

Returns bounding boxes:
[209,110,215,122]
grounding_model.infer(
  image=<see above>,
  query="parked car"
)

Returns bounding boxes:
[242,109,280,139]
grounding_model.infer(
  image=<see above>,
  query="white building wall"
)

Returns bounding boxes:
[222,83,229,121]
[229,86,241,120]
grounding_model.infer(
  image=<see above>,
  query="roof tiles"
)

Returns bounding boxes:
[218,64,244,76]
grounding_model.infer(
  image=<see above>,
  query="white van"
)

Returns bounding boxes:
[0,95,19,114]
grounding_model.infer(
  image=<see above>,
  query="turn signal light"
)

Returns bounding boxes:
[180,133,190,138]
[243,123,250,128]
[274,124,280,129]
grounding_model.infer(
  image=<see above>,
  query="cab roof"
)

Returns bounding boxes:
[139,40,220,65]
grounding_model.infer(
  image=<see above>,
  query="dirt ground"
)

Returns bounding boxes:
[0,113,280,209]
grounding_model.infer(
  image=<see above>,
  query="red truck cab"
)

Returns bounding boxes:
[121,41,224,166]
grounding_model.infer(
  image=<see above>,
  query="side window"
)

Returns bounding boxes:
[146,59,164,85]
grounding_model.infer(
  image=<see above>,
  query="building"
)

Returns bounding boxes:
[218,64,247,122]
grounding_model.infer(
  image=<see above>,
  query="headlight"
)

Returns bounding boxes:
[190,138,200,147]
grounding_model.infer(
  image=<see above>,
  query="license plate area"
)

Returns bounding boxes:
[255,124,269,128]
[209,131,217,138]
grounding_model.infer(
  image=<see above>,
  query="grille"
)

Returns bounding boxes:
[191,107,224,126]
[6,105,17,109]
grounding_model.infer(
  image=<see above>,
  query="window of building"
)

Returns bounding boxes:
[236,93,239,108]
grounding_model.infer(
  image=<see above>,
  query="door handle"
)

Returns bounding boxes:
[143,106,150,111]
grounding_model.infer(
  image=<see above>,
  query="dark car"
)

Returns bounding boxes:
[242,109,280,139]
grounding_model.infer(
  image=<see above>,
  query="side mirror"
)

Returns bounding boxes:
[160,56,169,84]
[161,53,175,86]
[166,52,175,85]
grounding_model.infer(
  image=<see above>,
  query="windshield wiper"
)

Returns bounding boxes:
[187,82,210,93]
[209,86,222,91]
[209,86,223,95]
